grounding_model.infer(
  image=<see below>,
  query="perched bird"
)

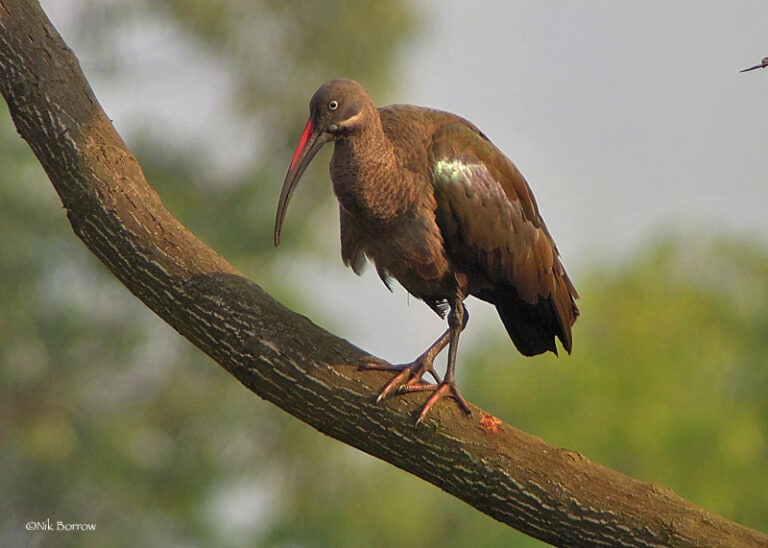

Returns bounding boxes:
[275,79,579,424]
[740,57,768,72]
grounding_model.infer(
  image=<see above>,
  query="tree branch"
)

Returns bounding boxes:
[1,1,766,545]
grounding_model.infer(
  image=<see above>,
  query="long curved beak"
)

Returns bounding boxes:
[740,57,768,72]
[274,118,331,247]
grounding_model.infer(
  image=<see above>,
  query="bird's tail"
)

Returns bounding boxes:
[489,281,578,357]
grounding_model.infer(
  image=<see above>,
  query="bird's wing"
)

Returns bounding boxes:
[428,117,578,352]
[339,205,395,291]
[339,205,366,275]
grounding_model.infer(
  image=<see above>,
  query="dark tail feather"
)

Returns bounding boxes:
[488,287,577,357]
[494,296,558,356]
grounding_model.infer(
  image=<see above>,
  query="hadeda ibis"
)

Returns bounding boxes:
[275,79,579,425]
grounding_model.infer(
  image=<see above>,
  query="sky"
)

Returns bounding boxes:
[42,1,768,366]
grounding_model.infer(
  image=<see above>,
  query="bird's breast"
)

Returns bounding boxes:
[340,201,460,301]
[330,131,464,300]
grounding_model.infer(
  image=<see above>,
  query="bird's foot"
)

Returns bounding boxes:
[398,380,472,426]
[361,358,471,425]
[361,357,442,404]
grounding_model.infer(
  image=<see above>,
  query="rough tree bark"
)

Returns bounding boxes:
[1,1,766,546]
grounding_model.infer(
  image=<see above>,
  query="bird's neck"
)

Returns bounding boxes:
[330,116,414,222]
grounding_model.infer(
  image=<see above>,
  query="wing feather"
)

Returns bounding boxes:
[429,118,579,354]
[339,206,367,275]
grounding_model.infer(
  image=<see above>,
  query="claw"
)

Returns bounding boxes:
[375,367,414,403]
[361,356,441,404]
[412,381,472,426]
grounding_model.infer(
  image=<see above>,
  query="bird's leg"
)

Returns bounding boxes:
[362,329,449,403]
[407,298,472,425]
[366,298,472,424]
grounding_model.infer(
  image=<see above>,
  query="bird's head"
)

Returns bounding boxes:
[275,79,373,246]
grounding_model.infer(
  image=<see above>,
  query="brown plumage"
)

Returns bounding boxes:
[275,79,579,424]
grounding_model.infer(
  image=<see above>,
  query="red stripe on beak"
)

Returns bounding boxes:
[290,118,314,172]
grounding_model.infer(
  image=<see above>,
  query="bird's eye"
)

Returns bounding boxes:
[328,100,339,111]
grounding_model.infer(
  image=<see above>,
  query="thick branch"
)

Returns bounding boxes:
[1,1,766,546]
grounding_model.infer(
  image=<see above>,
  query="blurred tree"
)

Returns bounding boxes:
[2,1,766,546]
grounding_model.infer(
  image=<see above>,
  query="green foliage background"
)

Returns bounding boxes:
[1,1,766,546]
